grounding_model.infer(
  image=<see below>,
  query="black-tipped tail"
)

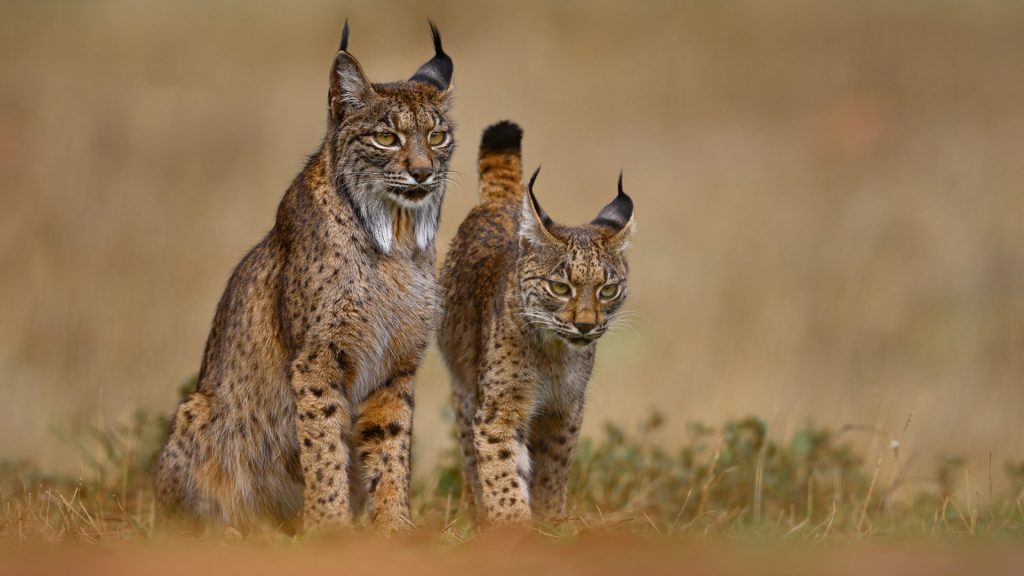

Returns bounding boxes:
[478,121,525,206]
[480,120,523,153]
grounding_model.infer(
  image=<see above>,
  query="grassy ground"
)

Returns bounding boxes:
[2,396,1022,574]
[2,409,1022,545]
[3,413,1023,575]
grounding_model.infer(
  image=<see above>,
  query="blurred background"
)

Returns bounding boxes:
[1,0,1021,491]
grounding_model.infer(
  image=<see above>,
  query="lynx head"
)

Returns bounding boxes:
[517,169,635,347]
[326,20,455,253]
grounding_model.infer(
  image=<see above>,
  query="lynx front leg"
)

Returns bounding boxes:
[528,404,584,522]
[354,368,416,531]
[472,369,535,524]
[291,345,352,532]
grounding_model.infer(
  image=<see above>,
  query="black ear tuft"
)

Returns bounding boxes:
[428,19,444,55]
[480,120,523,153]
[409,20,454,91]
[592,172,634,232]
[528,165,541,193]
[527,166,554,229]
[339,18,350,52]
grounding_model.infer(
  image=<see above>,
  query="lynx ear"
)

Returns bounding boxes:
[520,167,564,247]
[329,21,376,119]
[592,172,635,250]
[409,21,453,93]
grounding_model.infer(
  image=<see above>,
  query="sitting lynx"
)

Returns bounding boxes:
[438,121,635,524]
[154,21,455,534]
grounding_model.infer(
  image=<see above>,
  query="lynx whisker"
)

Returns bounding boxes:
[606,317,640,338]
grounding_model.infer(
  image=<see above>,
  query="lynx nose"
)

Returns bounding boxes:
[409,167,433,184]
[573,322,596,335]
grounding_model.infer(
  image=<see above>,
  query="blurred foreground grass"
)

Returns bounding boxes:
[2,405,1022,546]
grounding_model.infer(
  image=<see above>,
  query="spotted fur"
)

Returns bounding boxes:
[438,121,635,525]
[154,21,455,534]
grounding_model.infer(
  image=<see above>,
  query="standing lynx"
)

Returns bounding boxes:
[154,21,455,534]
[438,121,635,524]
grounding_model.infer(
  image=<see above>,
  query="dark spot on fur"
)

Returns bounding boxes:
[361,425,385,442]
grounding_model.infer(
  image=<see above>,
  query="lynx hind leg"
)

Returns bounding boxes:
[155,391,217,531]
[528,406,584,522]
[451,380,484,523]
[354,369,416,532]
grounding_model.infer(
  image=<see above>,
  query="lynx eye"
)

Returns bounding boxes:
[548,280,572,297]
[599,284,620,300]
[428,130,448,146]
[373,132,398,147]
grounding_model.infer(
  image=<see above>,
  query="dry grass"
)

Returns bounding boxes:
[1,410,1022,546]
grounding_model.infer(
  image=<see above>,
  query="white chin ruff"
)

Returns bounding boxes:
[353,182,443,254]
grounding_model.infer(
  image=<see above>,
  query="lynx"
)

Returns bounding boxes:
[154,21,455,534]
[438,121,635,524]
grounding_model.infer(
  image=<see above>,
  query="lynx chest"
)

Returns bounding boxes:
[339,250,438,404]
[532,342,595,415]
